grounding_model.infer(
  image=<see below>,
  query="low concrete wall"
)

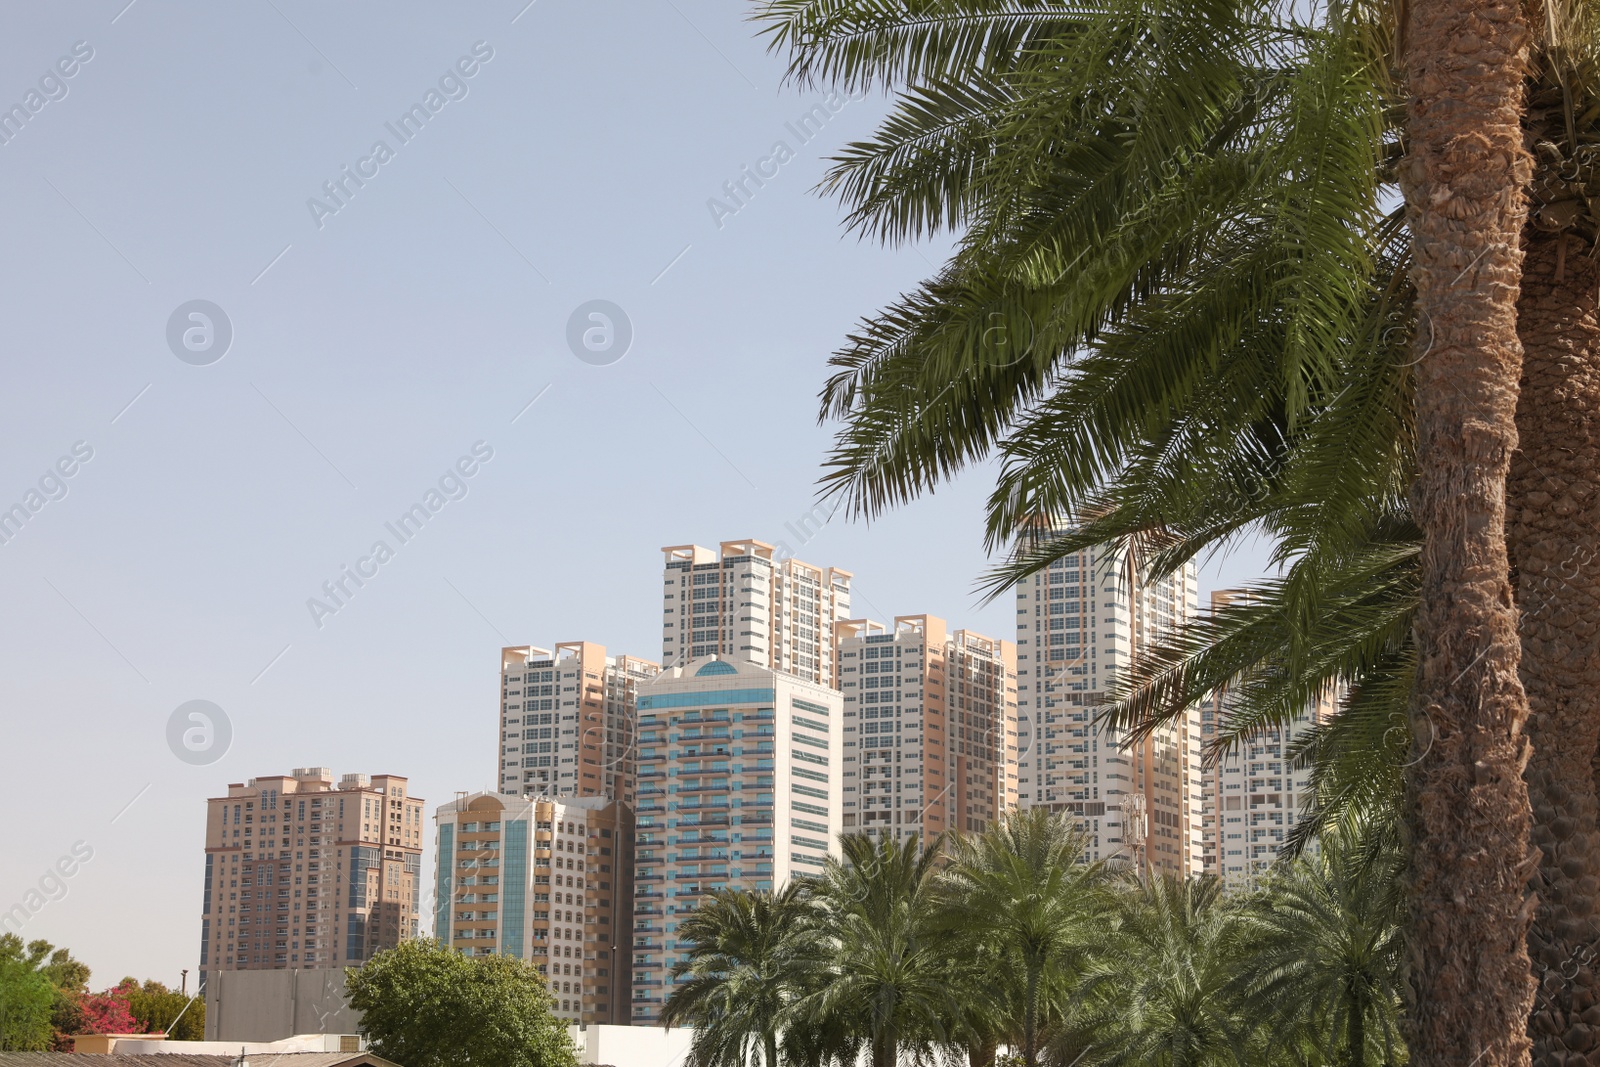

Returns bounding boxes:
[570,1023,694,1067]
[203,968,361,1042]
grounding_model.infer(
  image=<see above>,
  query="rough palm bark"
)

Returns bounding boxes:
[1399,0,1540,1063]
[1512,230,1600,1067]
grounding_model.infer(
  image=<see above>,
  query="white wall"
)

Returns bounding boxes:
[572,1023,695,1067]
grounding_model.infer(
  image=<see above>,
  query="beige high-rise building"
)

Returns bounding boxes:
[434,792,633,1025]
[661,539,852,684]
[198,768,424,992]
[1199,590,1339,887]
[498,643,659,803]
[1014,527,1204,876]
[837,615,1017,841]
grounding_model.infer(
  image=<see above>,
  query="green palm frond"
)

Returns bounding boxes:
[753,0,1122,92]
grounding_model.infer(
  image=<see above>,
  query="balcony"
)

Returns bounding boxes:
[679,813,731,826]
[676,849,730,862]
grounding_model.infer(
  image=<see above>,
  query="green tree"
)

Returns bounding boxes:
[661,884,825,1067]
[123,979,204,1041]
[1068,874,1253,1067]
[0,952,54,1051]
[805,832,961,1067]
[346,939,575,1067]
[1234,829,1406,1067]
[942,809,1106,1067]
[0,936,89,1050]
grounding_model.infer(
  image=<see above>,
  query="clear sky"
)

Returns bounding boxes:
[0,1,1270,990]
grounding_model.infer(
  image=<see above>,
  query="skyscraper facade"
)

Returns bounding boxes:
[837,615,1017,841]
[629,656,843,1023]
[660,539,852,684]
[1199,589,1339,886]
[433,791,633,1024]
[1014,534,1204,875]
[199,768,424,992]
[498,642,660,803]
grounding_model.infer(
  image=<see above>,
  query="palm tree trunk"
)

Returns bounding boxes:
[1024,964,1040,1067]
[1398,0,1538,1063]
[1512,230,1600,1066]
[1348,987,1366,1067]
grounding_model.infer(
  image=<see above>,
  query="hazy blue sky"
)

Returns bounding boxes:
[0,1,1270,989]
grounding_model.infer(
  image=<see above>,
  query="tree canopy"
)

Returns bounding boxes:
[346,938,577,1067]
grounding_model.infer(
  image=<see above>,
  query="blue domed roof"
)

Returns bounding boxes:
[695,659,738,676]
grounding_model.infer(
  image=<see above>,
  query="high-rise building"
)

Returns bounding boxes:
[1199,589,1339,887]
[660,539,852,684]
[1014,531,1205,875]
[629,656,843,1024]
[498,643,660,803]
[836,615,1017,841]
[199,768,424,992]
[433,791,633,1025]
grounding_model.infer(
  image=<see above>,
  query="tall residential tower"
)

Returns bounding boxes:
[498,643,660,803]
[629,656,844,1024]
[660,539,852,684]
[198,768,424,992]
[434,791,634,1024]
[1014,532,1204,875]
[837,615,1017,841]
[1199,590,1339,887]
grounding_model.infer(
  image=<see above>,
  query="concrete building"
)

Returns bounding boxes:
[202,967,360,1043]
[630,656,843,1024]
[433,791,634,1025]
[836,615,1017,841]
[1199,589,1339,886]
[199,769,424,992]
[1014,531,1205,876]
[498,643,660,803]
[660,539,852,684]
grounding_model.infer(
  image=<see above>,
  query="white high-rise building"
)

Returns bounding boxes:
[629,656,843,1024]
[660,539,852,685]
[1200,590,1338,887]
[498,643,660,803]
[1014,529,1204,876]
[836,615,1017,842]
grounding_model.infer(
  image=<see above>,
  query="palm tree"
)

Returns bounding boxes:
[1394,0,1540,1058]
[661,883,822,1067]
[1066,873,1251,1067]
[942,808,1107,1067]
[1233,827,1406,1067]
[752,1,1600,1059]
[805,832,962,1067]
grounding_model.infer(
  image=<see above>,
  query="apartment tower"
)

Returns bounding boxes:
[660,539,852,684]
[1014,529,1204,875]
[434,792,633,1024]
[498,643,660,803]
[198,768,424,992]
[837,615,1018,841]
[1200,590,1339,886]
[630,656,843,1023]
